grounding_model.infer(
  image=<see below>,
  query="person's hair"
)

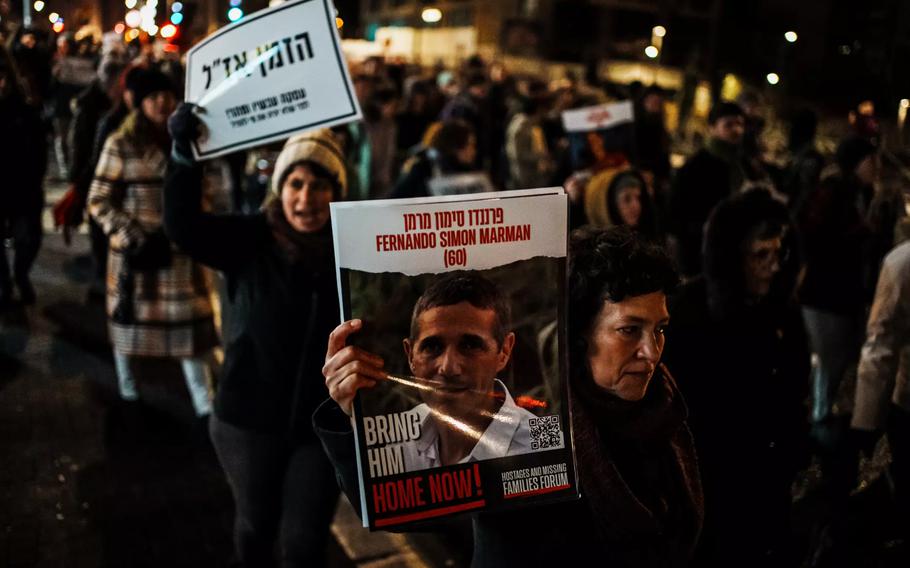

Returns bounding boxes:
[702,188,801,314]
[429,119,474,159]
[410,272,511,346]
[708,101,745,125]
[568,226,678,358]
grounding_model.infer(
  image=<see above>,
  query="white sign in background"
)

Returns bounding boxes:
[331,188,567,298]
[185,0,362,160]
[561,100,634,133]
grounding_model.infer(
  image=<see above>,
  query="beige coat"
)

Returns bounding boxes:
[88,111,216,357]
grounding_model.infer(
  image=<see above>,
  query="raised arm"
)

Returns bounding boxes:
[163,158,264,272]
[162,103,266,272]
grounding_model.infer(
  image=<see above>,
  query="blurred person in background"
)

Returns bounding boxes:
[166,103,349,567]
[582,168,659,241]
[505,79,554,190]
[850,239,910,559]
[364,86,399,198]
[782,108,825,215]
[11,27,51,107]
[799,136,878,448]
[663,189,810,567]
[668,101,746,278]
[634,85,672,196]
[396,80,436,154]
[53,58,126,252]
[88,68,216,418]
[49,33,94,178]
[391,119,482,199]
[0,46,47,308]
[441,71,489,170]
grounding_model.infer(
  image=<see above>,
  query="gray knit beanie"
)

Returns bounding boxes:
[271,129,348,199]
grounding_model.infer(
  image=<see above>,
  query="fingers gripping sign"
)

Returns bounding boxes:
[323,319,386,416]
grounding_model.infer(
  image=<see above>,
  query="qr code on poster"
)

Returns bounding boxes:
[529,415,563,450]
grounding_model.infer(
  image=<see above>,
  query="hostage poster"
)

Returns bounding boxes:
[185,0,361,160]
[562,100,635,171]
[330,188,579,530]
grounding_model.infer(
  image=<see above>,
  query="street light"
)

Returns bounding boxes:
[766,72,780,85]
[645,45,659,59]
[33,1,44,12]
[653,25,667,38]
[785,31,798,43]
[125,9,141,28]
[48,12,59,23]
[421,8,442,23]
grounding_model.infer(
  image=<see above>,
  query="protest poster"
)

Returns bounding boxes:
[561,100,635,171]
[331,189,578,530]
[185,0,361,160]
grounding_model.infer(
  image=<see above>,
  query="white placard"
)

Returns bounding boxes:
[331,188,566,278]
[561,100,634,133]
[185,0,362,160]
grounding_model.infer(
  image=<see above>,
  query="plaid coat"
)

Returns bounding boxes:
[88,112,217,357]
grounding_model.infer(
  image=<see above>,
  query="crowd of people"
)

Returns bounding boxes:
[2,22,910,568]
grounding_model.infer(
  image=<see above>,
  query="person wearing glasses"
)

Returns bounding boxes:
[662,188,810,566]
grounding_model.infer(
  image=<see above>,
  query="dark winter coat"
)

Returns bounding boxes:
[668,146,738,276]
[164,160,339,442]
[68,80,112,199]
[799,172,872,315]
[313,369,703,567]
[0,94,47,215]
[390,149,474,200]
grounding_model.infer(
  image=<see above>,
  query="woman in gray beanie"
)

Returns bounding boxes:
[163,102,348,567]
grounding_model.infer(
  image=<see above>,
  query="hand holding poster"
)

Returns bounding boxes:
[185,0,361,160]
[331,189,578,530]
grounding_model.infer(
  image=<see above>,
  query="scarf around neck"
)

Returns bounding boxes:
[569,366,703,566]
[263,199,335,270]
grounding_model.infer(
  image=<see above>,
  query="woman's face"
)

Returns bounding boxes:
[455,134,477,166]
[281,164,334,233]
[141,90,176,126]
[615,185,643,227]
[586,291,669,402]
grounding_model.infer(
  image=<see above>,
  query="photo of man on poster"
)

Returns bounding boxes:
[324,272,559,472]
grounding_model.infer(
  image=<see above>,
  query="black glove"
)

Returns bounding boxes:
[849,428,882,458]
[167,102,203,164]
